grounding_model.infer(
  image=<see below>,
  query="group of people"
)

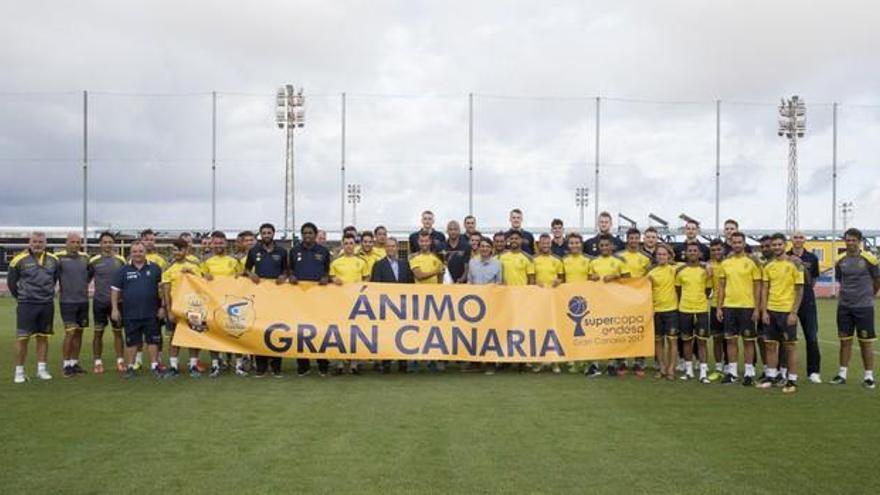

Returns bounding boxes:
[8,209,879,392]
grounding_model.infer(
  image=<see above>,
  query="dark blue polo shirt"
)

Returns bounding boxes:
[550,238,568,258]
[111,261,162,321]
[408,230,447,254]
[787,248,820,304]
[674,241,710,263]
[245,243,288,279]
[583,234,625,257]
[289,242,331,281]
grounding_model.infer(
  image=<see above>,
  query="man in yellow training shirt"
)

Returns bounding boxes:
[717,231,763,385]
[562,233,591,284]
[357,231,384,277]
[200,231,244,377]
[498,231,536,372]
[585,234,630,378]
[161,239,203,378]
[648,244,678,379]
[533,234,563,288]
[330,234,370,375]
[675,243,713,383]
[618,227,653,376]
[707,239,727,380]
[410,233,445,285]
[757,233,804,393]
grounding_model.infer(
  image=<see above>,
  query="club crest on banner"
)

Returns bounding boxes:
[214,295,256,339]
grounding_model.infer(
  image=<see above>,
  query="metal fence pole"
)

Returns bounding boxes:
[341,92,346,232]
[211,91,217,231]
[468,92,474,216]
[831,102,838,296]
[715,100,721,237]
[593,96,600,228]
[82,90,88,245]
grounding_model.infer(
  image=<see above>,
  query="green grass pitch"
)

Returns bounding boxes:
[0,297,878,494]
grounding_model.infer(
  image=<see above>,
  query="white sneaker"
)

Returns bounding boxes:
[14,374,28,384]
[37,369,53,380]
[808,373,822,384]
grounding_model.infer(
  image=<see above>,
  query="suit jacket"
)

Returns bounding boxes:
[371,257,414,283]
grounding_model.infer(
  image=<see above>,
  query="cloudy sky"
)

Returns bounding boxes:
[1,0,878,236]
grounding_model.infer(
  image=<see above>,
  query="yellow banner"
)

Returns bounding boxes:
[171,275,654,362]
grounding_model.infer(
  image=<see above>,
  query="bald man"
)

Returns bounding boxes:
[57,233,94,377]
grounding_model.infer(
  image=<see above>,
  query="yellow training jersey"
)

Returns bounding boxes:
[590,255,630,279]
[563,254,591,283]
[200,254,241,277]
[720,254,762,308]
[675,264,712,313]
[355,245,387,259]
[358,249,384,277]
[762,258,805,313]
[498,251,535,286]
[161,260,203,292]
[709,259,723,308]
[533,254,564,287]
[648,264,678,312]
[330,255,369,283]
[410,252,444,284]
[619,250,653,278]
[145,252,168,270]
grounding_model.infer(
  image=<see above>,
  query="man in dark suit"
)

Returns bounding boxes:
[370,237,413,372]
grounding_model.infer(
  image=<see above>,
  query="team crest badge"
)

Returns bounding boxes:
[184,293,208,332]
[214,295,256,339]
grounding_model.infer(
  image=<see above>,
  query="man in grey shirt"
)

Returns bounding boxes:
[467,237,502,285]
[468,236,502,374]
[57,232,93,377]
[88,232,127,374]
[830,228,880,389]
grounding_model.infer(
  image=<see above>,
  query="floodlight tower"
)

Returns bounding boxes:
[840,201,854,230]
[275,85,305,239]
[347,184,362,228]
[575,187,589,230]
[778,95,806,232]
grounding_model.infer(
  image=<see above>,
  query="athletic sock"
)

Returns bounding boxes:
[788,373,798,383]
[189,357,198,368]
[744,363,755,377]
[685,361,694,375]
[699,362,708,378]
[839,367,848,379]
[715,362,724,372]
[236,358,243,368]
[766,367,777,379]
[135,352,143,365]
[63,360,71,367]
[150,362,159,370]
[95,359,103,366]
[116,357,124,365]
[212,359,219,368]
[170,357,179,370]
[37,362,47,372]
[72,359,79,366]
[779,367,788,379]
[15,365,24,376]
[726,363,738,377]
[866,370,874,380]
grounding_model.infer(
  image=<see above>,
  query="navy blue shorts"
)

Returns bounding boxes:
[837,306,876,341]
[60,302,89,330]
[723,308,757,340]
[16,302,54,338]
[654,311,678,339]
[764,311,798,343]
[679,312,709,340]
[93,301,122,330]
[123,318,161,347]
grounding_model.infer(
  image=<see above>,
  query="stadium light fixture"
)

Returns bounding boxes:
[276,85,305,239]
[575,187,589,230]
[778,95,806,232]
[347,183,362,228]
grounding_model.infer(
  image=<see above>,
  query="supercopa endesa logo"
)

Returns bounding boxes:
[567,296,590,337]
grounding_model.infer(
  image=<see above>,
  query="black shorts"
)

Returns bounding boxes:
[837,306,876,342]
[679,312,710,340]
[723,308,757,340]
[654,311,678,339]
[764,311,798,343]
[93,301,122,330]
[16,302,54,338]
[123,318,161,347]
[60,302,89,330]
[710,307,723,336]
